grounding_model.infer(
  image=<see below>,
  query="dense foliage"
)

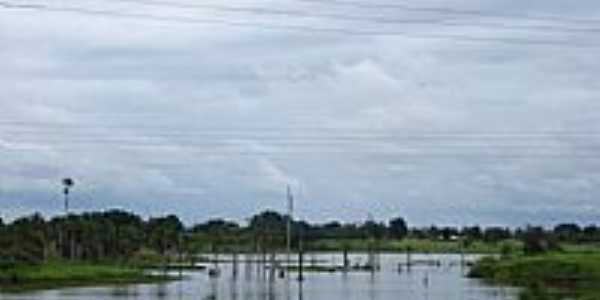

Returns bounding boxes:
[2,209,599,266]
[469,253,600,300]
[0,210,183,265]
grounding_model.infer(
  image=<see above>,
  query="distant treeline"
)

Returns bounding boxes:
[1,209,599,265]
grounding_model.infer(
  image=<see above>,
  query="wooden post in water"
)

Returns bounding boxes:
[460,240,465,269]
[269,250,276,283]
[406,246,412,272]
[343,246,349,271]
[367,240,375,273]
[375,239,381,271]
[261,241,267,279]
[255,240,261,277]
[178,234,184,279]
[233,249,239,280]
[286,185,294,269]
[245,252,252,279]
[298,239,304,282]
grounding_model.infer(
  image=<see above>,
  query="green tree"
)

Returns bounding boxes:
[553,223,581,242]
[6,214,48,263]
[388,217,408,239]
[522,226,559,255]
[147,215,184,255]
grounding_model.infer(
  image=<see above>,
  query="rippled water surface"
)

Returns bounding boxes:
[1,254,518,300]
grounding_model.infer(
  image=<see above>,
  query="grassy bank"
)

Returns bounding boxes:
[469,253,600,300]
[0,262,173,293]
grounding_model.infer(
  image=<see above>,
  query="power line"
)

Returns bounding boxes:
[1,122,600,136]
[4,133,600,140]
[299,0,600,26]
[3,123,600,139]
[2,147,599,159]
[4,132,600,142]
[2,142,599,158]
[0,1,598,48]
[2,134,597,150]
[1,137,590,145]
[86,0,600,35]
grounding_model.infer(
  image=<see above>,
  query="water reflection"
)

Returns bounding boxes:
[0,254,518,300]
[110,286,139,298]
[517,283,573,300]
[154,282,168,300]
[367,271,376,300]
[297,282,303,300]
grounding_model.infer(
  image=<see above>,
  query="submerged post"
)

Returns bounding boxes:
[269,251,276,283]
[298,239,304,282]
[367,239,375,273]
[406,246,412,272]
[245,252,252,279]
[261,241,267,278]
[343,246,349,271]
[233,249,239,279]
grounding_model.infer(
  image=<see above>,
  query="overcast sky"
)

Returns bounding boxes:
[1,0,600,227]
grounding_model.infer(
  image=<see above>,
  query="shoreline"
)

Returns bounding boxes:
[469,253,600,300]
[0,262,178,294]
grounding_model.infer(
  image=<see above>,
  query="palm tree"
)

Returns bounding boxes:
[61,177,75,260]
[62,178,74,214]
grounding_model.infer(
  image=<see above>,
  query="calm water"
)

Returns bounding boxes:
[1,254,518,300]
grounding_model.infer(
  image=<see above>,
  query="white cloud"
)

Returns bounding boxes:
[1,0,600,225]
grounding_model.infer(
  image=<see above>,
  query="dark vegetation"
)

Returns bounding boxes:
[0,262,166,293]
[3,209,600,265]
[470,253,600,300]
[3,208,600,295]
[469,225,600,300]
[0,211,184,266]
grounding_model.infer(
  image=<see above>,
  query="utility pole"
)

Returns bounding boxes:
[286,185,294,266]
[298,233,304,282]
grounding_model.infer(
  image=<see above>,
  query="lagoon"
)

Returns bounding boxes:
[0,254,518,300]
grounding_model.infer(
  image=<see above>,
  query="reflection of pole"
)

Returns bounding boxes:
[298,281,304,300]
[233,250,239,280]
[460,239,465,269]
[245,252,251,279]
[298,238,304,282]
[261,239,267,279]
[367,213,375,272]
[343,246,349,271]
[406,246,412,272]
[269,251,276,283]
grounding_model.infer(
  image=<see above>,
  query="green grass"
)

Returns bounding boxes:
[469,253,600,300]
[0,262,172,293]
[559,243,600,254]
[308,238,522,254]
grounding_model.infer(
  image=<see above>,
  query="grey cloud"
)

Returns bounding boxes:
[1,0,600,226]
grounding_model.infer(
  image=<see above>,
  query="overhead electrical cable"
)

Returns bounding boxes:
[298,0,600,26]
[86,0,600,35]
[0,1,598,48]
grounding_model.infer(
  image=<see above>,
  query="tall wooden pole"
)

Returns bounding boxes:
[286,185,293,265]
[298,238,304,282]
